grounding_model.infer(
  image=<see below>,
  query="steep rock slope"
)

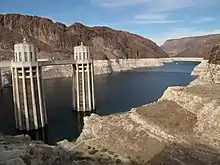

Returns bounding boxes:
[189,45,220,85]
[161,34,220,58]
[0,14,168,60]
[209,44,220,64]
[71,99,220,164]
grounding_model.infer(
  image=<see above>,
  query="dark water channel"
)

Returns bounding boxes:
[0,61,199,144]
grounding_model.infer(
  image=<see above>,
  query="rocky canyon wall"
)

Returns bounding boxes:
[0,14,168,61]
[161,34,220,58]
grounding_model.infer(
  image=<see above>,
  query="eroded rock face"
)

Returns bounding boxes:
[74,99,220,164]
[189,45,220,85]
[160,84,220,148]
[161,34,220,58]
[0,14,168,60]
[190,60,220,85]
[209,44,220,64]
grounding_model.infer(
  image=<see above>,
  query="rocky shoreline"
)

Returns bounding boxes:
[190,60,220,85]
[1,58,167,86]
[42,58,203,79]
[42,58,166,79]
[1,57,203,86]
[2,59,220,165]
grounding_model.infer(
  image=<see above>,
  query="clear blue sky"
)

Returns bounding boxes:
[1,0,220,45]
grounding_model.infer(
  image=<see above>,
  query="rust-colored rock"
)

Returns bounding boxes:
[0,14,168,60]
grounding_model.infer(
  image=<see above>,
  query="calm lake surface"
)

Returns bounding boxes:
[0,61,199,144]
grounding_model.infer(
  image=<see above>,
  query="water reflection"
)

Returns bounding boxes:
[15,111,95,144]
[17,126,48,143]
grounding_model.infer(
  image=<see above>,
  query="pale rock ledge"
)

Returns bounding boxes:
[42,58,164,78]
[160,84,220,148]
[72,94,220,164]
[190,60,220,85]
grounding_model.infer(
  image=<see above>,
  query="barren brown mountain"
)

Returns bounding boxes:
[161,34,220,58]
[0,14,168,60]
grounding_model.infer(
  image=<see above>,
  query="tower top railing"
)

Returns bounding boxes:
[74,42,91,60]
[14,38,37,62]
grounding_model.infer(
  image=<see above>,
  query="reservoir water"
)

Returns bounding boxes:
[0,61,199,144]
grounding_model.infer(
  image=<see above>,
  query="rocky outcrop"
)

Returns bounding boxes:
[160,84,220,148]
[190,60,220,85]
[72,98,220,164]
[161,34,220,58]
[0,134,99,165]
[1,133,150,165]
[209,44,220,64]
[188,44,220,85]
[0,14,168,61]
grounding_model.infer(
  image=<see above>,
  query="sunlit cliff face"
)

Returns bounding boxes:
[161,34,220,58]
[209,44,220,64]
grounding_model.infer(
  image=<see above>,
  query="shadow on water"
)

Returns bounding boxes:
[17,126,49,143]
[0,88,16,135]
[74,111,94,138]
[14,111,94,144]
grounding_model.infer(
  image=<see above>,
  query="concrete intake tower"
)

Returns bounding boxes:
[73,42,95,111]
[0,39,96,131]
[11,38,47,131]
